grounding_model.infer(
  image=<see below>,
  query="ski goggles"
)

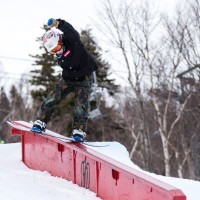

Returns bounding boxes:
[50,43,63,54]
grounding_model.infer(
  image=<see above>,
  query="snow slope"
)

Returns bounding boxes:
[0,143,100,200]
[0,142,200,200]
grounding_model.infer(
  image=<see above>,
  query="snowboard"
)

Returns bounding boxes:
[7,120,109,147]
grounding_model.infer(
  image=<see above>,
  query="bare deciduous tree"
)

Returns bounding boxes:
[96,0,200,179]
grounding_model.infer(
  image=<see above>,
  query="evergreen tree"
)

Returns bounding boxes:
[81,29,119,95]
[80,29,120,141]
[0,87,10,142]
[9,85,28,119]
[0,87,10,115]
[29,25,60,101]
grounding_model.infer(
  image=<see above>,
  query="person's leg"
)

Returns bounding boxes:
[37,78,73,123]
[73,75,93,133]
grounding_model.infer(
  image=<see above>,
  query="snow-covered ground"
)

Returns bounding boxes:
[0,142,199,200]
[0,143,100,200]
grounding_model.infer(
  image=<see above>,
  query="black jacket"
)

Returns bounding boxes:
[56,19,98,81]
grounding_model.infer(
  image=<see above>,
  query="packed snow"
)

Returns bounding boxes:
[0,142,199,200]
[0,143,100,200]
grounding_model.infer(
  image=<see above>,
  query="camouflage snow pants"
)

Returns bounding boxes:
[37,75,93,132]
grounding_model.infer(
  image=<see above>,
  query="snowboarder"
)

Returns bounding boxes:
[31,18,98,142]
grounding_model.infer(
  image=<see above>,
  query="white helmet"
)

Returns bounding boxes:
[43,29,62,53]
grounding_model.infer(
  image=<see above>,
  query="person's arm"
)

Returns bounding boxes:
[47,18,81,45]
[47,18,83,67]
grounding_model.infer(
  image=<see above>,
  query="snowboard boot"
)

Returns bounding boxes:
[31,120,46,133]
[72,129,86,142]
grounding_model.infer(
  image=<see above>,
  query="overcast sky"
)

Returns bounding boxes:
[0,0,177,84]
[0,0,100,75]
